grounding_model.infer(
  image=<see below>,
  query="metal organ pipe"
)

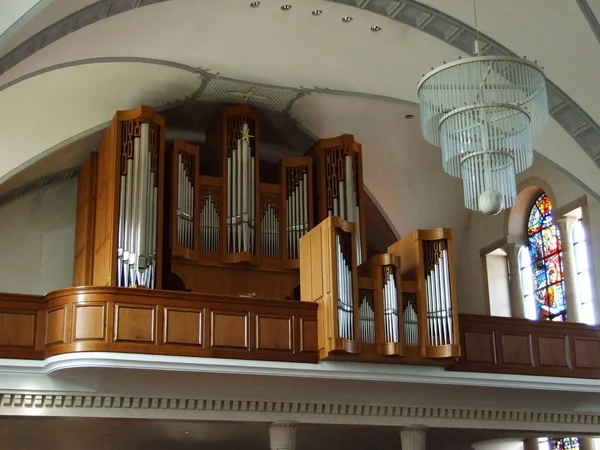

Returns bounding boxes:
[176,153,195,251]
[117,122,158,289]
[402,295,419,347]
[336,232,354,341]
[359,294,375,344]
[261,203,279,259]
[382,267,399,343]
[227,123,255,254]
[326,150,362,263]
[200,192,219,254]
[424,243,454,346]
[285,168,309,259]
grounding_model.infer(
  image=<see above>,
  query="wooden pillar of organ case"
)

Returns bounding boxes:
[206,105,261,265]
[169,140,200,261]
[299,217,360,359]
[280,157,314,269]
[308,135,367,266]
[387,229,460,358]
[90,105,166,289]
[369,254,404,357]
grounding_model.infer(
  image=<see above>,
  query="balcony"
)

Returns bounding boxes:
[2,288,600,380]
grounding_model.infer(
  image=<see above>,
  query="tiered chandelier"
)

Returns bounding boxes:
[417,30,549,215]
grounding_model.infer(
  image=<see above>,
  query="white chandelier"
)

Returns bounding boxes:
[417,46,549,214]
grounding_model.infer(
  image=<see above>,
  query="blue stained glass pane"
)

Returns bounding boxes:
[526,193,566,322]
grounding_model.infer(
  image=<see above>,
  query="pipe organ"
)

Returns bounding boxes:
[74,103,461,365]
[300,217,360,358]
[387,229,460,358]
[300,220,459,361]
[86,106,165,289]
[171,140,200,260]
[309,135,366,265]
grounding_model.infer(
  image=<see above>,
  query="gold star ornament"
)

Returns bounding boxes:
[240,126,254,143]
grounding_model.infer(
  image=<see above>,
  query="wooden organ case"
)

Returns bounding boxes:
[74,103,461,365]
[74,106,166,289]
[300,221,460,362]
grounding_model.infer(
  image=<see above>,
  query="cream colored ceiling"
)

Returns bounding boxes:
[0,61,200,182]
[0,0,598,226]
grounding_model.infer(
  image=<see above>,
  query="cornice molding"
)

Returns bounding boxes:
[0,392,598,433]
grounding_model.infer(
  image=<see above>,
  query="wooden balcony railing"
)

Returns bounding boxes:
[448,314,600,379]
[2,289,600,380]
[0,288,319,363]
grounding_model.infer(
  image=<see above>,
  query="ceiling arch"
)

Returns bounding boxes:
[0,0,598,172]
[0,60,201,184]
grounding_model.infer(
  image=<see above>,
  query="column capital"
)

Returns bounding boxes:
[269,421,298,450]
[399,425,427,450]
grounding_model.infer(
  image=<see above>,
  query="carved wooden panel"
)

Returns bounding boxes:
[573,339,600,369]
[73,303,106,341]
[46,306,67,345]
[537,335,569,368]
[210,311,249,349]
[300,318,318,353]
[114,304,156,343]
[0,312,36,347]
[500,334,533,365]
[256,315,292,352]
[164,307,203,346]
[463,331,496,364]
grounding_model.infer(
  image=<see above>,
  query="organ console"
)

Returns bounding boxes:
[73,102,461,365]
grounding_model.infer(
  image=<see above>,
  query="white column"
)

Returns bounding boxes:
[399,426,426,450]
[505,240,526,319]
[579,437,597,450]
[269,421,297,450]
[555,218,581,322]
[523,438,539,450]
[472,439,525,450]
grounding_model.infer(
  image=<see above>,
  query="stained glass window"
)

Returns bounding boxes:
[538,437,579,450]
[526,193,566,321]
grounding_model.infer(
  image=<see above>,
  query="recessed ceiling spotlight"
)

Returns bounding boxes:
[405,114,414,120]
[312,10,323,16]
[250,1,260,6]
[281,5,292,10]
[342,16,353,23]
[371,25,382,32]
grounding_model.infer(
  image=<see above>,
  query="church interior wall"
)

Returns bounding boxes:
[457,153,600,316]
[0,178,77,295]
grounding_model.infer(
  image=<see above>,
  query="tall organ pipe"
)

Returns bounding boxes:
[117,122,158,289]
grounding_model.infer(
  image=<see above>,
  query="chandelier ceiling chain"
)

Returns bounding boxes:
[417,0,550,215]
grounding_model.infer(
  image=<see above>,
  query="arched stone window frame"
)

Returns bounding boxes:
[502,178,598,324]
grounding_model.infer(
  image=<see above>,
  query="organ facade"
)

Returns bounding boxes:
[68,103,461,364]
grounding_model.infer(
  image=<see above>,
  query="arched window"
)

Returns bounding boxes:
[538,437,579,450]
[523,192,566,321]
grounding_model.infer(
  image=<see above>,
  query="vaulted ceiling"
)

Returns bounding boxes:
[0,0,598,238]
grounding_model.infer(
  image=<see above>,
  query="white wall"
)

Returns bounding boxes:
[457,155,600,315]
[0,178,77,295]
